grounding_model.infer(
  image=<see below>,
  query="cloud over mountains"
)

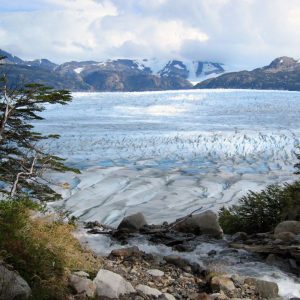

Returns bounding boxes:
[1,0,300,67]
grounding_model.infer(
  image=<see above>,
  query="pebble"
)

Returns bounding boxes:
[147,269,165,277]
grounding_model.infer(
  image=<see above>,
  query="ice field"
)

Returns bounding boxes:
[35,89,300,224]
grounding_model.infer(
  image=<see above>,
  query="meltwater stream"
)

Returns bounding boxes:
[35,89,300,298]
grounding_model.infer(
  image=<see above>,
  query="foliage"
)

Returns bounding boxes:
[219,182,300,234]
[0,60,79,201]
[295,147,300,174]
[0,199,102,299]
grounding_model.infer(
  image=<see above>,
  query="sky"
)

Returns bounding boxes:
[0,0,300,68]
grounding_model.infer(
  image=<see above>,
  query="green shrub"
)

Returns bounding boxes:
[219,181,300,234]
[0,199,102,299]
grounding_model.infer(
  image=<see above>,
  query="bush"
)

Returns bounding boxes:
[0,199,102,299]
[219,181,300,234]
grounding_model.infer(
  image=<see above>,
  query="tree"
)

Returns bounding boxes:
[295,149,300,174]
[0,59,79,201]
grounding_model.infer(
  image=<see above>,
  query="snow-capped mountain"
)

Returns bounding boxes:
[0,49,226,91]
[139,59,225,83]
[59,58,225,85]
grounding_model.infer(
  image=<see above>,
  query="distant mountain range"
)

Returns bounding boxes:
[195,56,300,91]
[0,49,225,92]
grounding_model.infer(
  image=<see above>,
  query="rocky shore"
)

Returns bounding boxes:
[2,210,299,299]
[68,244,283,300]
[71,210,300,300]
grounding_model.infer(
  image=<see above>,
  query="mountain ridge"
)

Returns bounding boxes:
[195,56,300,91]
[0,49,225,92]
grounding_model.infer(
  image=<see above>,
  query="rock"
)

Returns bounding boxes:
[164,255,190,269]
[159,293,176,300]
[117,213,148,233]
[232,232,248,242]
[69,274,95,298]
[173,210,223,238]
[93,269,135,298]
[136,284,162,297]
[84,221,102,228]
[191,262,206,276]
[211,276,236,294]
[110,246,142,258]
[73,271,90,278]
[244,278,279,299]
[274,221,300,236]
[219,249,238,255]
[147,269,165,277]
[208,250,217,256]
[294,234,300,243]
[196,293,213,300]
[0,265,31,300]
[173,243,197,252]
[274,231,296,242]
[210,291,229,300]
[266,254,294,273]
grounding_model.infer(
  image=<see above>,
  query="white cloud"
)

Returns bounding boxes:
[0,0,300,67]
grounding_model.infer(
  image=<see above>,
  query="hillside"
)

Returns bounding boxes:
[194,57,300,91]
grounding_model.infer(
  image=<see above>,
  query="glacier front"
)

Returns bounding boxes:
[34,89,300,225]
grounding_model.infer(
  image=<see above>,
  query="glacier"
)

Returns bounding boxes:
[35,89,300,298]
[35,89,300,225]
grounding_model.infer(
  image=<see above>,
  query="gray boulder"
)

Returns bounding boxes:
[174,210,223,238]
[164,255,190,269]
[159,293,176,300]
[0,265,31,300]
[136,284,162,297]
[210,276,236,294]
[274,231,296,242]
[110,246,141,258]
[117,212,147,233]
[274,221,300,235]
[244,278,279,299]
[295,234,300,243]
[93,269,135,298]
[69,274,95,298]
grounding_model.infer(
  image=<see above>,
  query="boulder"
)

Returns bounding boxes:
[195,293,214,300]
[0,265,31,300]
[117,213,147,233]
[295,234,300,243]
[244,278,279,299]
[274,231,296,242]
[211,276,236,294]
[174,210,223,238]
[136,284,162,297]
[69,274,95,298]
[164,255,190,269]
[274,221,300,236]
[232,232,248,242]
[159,293,176,300]
[93,269,135,298]
[266,254,296,273]
[110,246,142,258]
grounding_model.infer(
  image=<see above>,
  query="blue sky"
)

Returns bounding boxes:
[0,0,52,12]
[0,0,299,67]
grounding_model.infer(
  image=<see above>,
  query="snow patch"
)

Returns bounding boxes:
[74,67,84,74]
